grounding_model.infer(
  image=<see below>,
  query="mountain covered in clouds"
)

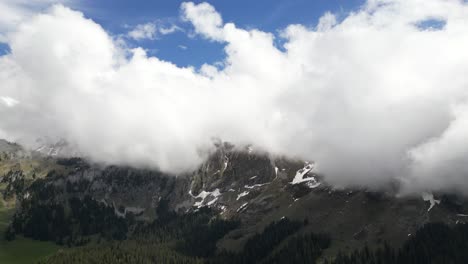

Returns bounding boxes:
[3,0,468,195]
[3,0,468,263]
[2,139,468,263]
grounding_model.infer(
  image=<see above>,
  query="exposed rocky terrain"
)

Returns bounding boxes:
[1,139,468,261]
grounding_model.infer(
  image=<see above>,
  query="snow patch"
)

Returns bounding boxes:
[291,162,316,184]
[188,189,194,197]
[247,146,253,154]
[193,188,222,208]
[223,156,229,170]
[220,205,227,214]
[422,192,440,212]
[244,183,269,189]
[237,202,248,212]
[206,197,218,206]
[211,189,221,197]
[237,191,249,200]
[290,162,321,188]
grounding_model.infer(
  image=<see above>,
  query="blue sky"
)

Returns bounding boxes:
[66,0,364,67]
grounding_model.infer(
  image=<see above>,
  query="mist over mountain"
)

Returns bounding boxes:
[1,0,468,196]
[2,137,468,263]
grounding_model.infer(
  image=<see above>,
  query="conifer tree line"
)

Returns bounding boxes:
[34,216,468,264]
[328,222,468,264]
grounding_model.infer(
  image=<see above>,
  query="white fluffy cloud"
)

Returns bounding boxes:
[181,2,224,41]
[2,1,468,195]
[0,0,69,42]
[159,24,182,35]
[127,22,182,41]
[128,22,157,40]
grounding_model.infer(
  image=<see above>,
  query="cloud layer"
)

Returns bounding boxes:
[2,0,468,194]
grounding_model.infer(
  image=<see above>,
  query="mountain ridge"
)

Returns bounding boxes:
[1,139,468,262]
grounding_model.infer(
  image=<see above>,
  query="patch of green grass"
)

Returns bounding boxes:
[0,236,61,264]
[0,202,61,264]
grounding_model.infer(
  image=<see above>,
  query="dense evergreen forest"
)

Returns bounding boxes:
[329,222,468,264]
[211,218,330,264]
[7,194,129,245]
[31,217,468,264]
[36,216,329,264]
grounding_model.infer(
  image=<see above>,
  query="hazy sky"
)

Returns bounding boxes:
[2,0,468,195]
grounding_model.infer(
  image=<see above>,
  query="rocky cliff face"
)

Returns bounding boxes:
[1,139,468,255]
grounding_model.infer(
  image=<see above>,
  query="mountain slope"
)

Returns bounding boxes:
[1,139,468,263]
